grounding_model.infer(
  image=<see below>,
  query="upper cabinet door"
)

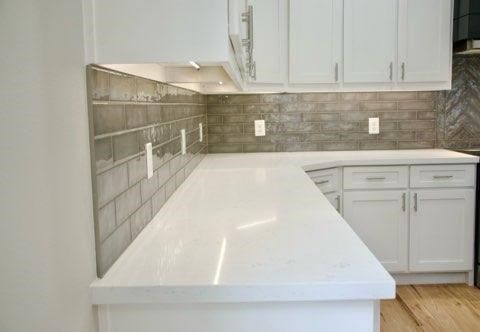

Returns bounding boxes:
[289,0,342,84]
[344,0,397,83]
[249,0,285,83]
[398,0,452,83]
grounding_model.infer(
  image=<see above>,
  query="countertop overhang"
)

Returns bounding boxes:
[90,149,478,305]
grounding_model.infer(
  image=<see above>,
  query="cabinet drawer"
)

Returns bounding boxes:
[307,168,340,194]
[410,164,476,188]
[343,166,408,190]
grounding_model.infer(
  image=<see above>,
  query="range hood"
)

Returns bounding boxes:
[454,0,480,53]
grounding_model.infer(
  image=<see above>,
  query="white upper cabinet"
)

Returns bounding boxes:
[229,0,248,75]
[344,0,397,83]
[249,0,285,83]
[289,0,342,84]
[398,0,452,83]
[87,0,454,93]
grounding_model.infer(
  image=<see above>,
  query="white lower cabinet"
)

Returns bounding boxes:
[325,192,341,213]
[409,189,475,272]
[343,190,408,272]
[315,163,476,277]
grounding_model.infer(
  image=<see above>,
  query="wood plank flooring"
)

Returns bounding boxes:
[381,284,480,331]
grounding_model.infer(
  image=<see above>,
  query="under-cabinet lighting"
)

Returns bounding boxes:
[218,81,224,85]
[188,61,200,70]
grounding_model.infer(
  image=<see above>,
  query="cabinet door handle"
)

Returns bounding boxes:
[433,175,453,179]
[402,193,406,212]
[315,180,330,185]
[389,62,393,81]
[336,195,341,212]
[401,62,405,81]
[413,193,418,212]
[366,176,386,181]
[335,63,339,82]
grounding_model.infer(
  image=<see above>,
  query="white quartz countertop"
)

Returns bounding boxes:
[90,149,478,305]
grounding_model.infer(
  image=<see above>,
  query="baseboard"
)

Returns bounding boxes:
[391,272,471,285]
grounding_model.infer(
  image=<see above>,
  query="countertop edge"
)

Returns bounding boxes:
[90,280,396,305]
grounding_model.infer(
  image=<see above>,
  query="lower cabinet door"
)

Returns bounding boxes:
[343,190,408,272]
[325,192,341,214]
[410,189,475,272]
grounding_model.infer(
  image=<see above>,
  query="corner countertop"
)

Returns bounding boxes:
[90,149,478,305]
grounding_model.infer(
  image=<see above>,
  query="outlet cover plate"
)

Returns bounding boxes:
[369,118,380,134]
[254,120,266,136]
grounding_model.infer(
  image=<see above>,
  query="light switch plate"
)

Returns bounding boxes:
[145,142,153,179]
[180,129,186,155]
[369,118,380,134]
[254,120,266,136]
[199,123,203,142]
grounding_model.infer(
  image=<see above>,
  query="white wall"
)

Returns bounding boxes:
[0,1,97,331]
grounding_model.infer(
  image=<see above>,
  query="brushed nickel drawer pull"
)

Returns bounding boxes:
[315,180,330,185]
[366,176,386,181]
[414,193,418,212]
[402,193,406,212]
[433,175,453,179]
[336,195,341,212]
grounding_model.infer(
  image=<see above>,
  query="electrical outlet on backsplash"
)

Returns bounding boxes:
[207,91,440,153]
[87,65,207,276]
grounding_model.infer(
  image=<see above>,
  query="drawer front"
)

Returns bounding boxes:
[343,166,408,190]
[307,168,340,194]
[410,164,476,188]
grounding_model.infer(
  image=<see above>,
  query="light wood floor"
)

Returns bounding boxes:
[381,284,480,331]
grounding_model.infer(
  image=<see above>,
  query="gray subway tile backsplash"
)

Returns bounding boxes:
[93,105,125,135]
[96,163,129,207]
[130,200,152,239]
[115,183,142,224]
[88,66,207,276]
[207,91,438,153]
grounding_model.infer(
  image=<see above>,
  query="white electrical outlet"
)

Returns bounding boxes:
[180,129,186,155]
[369,117,380,134]
[145,142,153,179]
[199,123,203,142]
[254,120,266,136]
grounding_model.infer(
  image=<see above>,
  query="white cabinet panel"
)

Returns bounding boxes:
[398,0,452,82]
[343,166,408,190]
[307,167,341,194]
[325,192,342,214]
[250,0,285,83]
[410,189,475,272]
[229,0,248,77]
[289,0,342,83]
[344,0,397,83]
[344,190,408,272]
[410,164,475,189]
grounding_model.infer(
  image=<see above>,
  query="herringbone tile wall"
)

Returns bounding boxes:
[437,54,480,149]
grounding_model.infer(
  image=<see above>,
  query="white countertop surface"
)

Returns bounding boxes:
[90,149,478,305]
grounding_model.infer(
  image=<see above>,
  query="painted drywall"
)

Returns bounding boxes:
[0,1,97,332]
